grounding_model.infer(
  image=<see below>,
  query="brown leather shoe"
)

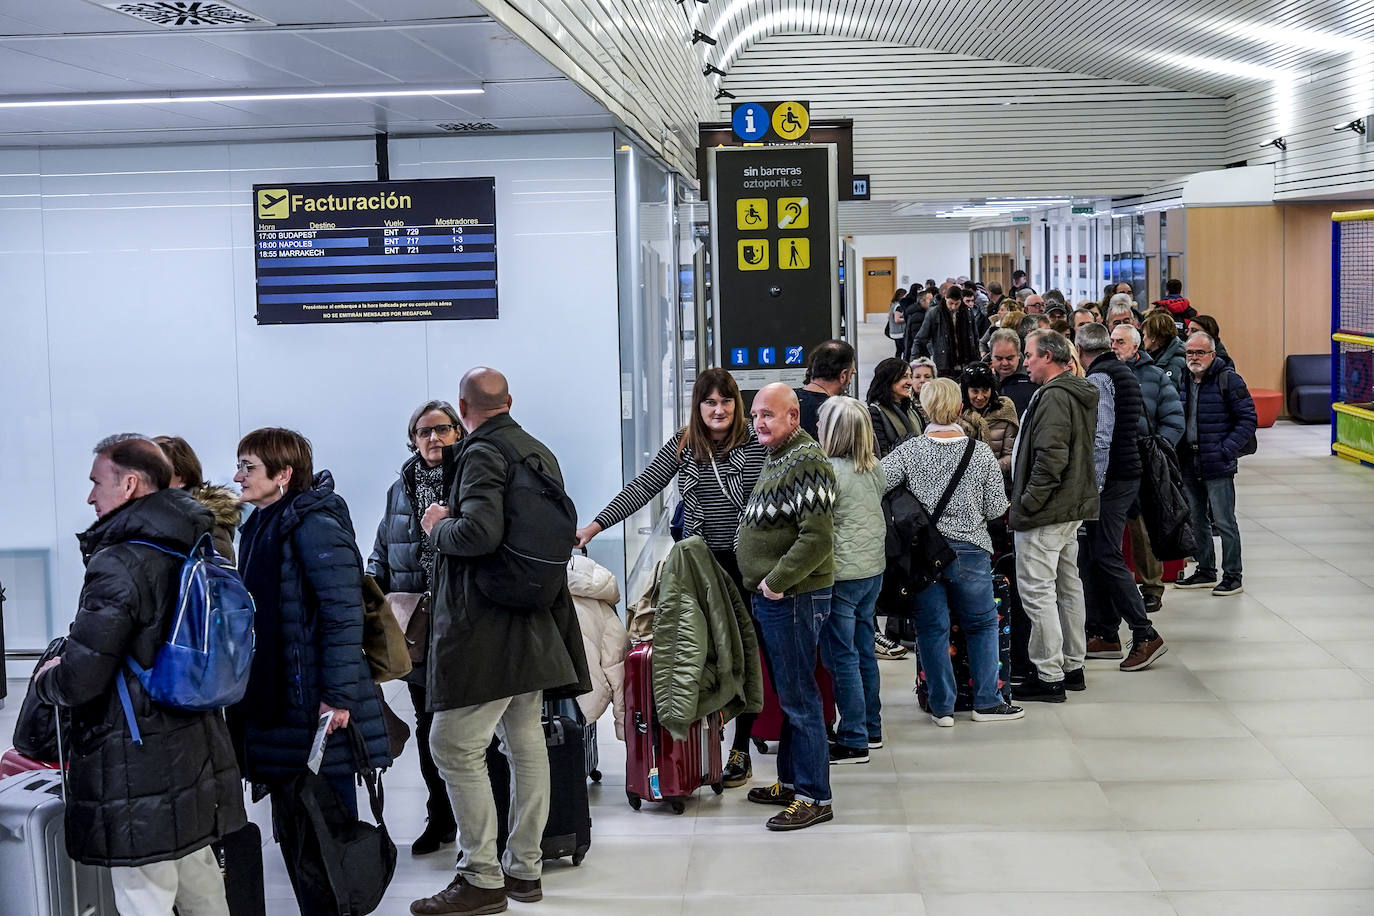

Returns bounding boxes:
[1085,636,1123,659]
[765,799,834,831]
[410,874,508,915]
[1120,635,1167,672]
[504,874,543,903]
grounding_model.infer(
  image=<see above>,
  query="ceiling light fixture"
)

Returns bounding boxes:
[715,88,736,100]
[1334,118,1367,135]
[0,85,485,110]
[1261,136,1287,151]
[692,30,717,45]
[703,63,727,77]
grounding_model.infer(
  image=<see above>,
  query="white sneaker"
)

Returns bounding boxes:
[875,631,908,660]
[930,714,954,727]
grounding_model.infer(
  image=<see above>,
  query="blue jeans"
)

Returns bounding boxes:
[819,575,883,748]
[913,541,1002,715]
[1183,472,1242,579]
[752,588,833,806]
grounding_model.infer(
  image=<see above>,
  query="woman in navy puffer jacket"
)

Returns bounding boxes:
[232,427,391,916]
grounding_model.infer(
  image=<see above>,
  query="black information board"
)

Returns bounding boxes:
[709,145,838,390]
[252,178,497,325]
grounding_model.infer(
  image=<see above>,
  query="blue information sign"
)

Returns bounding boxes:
[730,347,749,366]
[732,103,769,142]
[758,346,777,366]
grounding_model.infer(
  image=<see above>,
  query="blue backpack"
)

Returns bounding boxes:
[115,534,256,745]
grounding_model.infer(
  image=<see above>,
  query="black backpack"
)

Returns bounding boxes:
[1218,368,1259,457]
[471,435,577,611]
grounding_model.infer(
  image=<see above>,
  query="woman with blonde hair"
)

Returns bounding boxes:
[881,379,1023,725]
[817,396,888,761]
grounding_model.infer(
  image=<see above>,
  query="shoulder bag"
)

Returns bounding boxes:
[879,438,978,609]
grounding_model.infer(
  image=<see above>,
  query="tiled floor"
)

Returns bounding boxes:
[6,324,1374,911]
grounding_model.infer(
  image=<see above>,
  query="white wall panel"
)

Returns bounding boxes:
[851,231,973,292]
[721,36,1228,200]
[1226,57,1374,200]
[1,132,622,652]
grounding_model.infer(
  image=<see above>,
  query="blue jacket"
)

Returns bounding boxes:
[1181,362,1258,479]
[1129,351,1185,447]
[236,472,392,784]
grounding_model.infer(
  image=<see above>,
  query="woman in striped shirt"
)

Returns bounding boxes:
[575,367,765,787]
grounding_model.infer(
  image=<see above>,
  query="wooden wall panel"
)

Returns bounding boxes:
[1283,204,1345,360]
[1185,206,1285,392]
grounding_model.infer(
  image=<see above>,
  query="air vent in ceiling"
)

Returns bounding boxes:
[437,122,498,133]
[102,2,271,27]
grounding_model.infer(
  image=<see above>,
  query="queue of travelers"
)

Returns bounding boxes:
[23,276,1261,913]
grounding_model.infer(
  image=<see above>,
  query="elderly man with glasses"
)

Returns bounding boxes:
[1176,331,1257,597]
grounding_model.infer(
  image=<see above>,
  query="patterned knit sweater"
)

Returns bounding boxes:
[736,429,837,595]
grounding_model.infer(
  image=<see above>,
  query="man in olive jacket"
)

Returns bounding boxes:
[413,367,591,916]
[36,434,243,915]
[1008,331,1100,703]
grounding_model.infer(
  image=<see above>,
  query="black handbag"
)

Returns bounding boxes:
[279,724,397,916]
[12,637,69,762]
[879,438,978,606]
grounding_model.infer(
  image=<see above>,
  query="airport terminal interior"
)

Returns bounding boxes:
[5,0,1374,912]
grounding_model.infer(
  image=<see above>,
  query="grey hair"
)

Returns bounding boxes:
[1076,322,1112,355]
[1187,330,1216,350]
[989,328,1021,352]
[1027,329,1074,365]
[1018,315,1041,337]
[1014,288,1033,303]
[406,399,461,451]
[909,356,938,376]
[1115,325,1142,348]
[1107,293,1134,313]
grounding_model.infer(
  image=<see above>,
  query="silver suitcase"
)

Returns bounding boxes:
[0,770,115,916]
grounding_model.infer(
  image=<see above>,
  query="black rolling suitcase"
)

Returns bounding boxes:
[915,574,1013,712]
[994,553,1031,682]
[488,701,592,865]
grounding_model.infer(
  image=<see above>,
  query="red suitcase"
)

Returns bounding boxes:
[623,643,725,814]
[750,650,836,752]
[0,747,61,779]
[1122,531,1186,585]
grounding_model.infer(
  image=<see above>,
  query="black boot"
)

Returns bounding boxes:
[1012,672,1066,703]
[411,818,458,856]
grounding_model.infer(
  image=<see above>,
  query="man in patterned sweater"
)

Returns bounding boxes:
[736,383,838,832]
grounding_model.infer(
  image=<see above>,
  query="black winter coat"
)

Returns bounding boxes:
[234,472,391,784]
[913,304,981,376]
[366,453,428,595]
[868,400,923,458]
[1086,352,1144,481]
[36,488,246,867]
[1181,361,1259,479]
[428,414,592,710]
[998,370,1038,417]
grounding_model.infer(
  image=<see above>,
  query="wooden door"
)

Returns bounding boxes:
[979,253,1012,287]
[863,257,896,315]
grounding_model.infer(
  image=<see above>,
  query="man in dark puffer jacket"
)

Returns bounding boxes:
[36,434,244,915]
[1076,324,1167,673]
[1177,331,1257,597]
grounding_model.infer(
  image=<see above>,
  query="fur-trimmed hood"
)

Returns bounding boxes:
[193,483,243,530]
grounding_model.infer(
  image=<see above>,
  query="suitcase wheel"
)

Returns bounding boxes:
[752,738,767,754]
[711,781,724,795]
[572,848,586,866]
[590,768,602,783]
[669,799,686,815]
[626,791,641,810]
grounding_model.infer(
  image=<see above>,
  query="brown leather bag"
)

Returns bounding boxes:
[384,591,430,669]
[360,576,413,683]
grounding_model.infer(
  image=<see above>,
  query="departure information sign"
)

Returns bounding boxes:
[252,178,497,325]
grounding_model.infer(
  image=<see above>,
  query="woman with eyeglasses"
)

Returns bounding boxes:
[365,400,463,856]
[230,427,391,916]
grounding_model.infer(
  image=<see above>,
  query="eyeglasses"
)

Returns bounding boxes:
[235,460,257,474]
[415,423,458,439]
[1185,349,1214,357]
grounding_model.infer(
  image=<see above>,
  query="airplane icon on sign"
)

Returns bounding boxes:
[261,191,286,210]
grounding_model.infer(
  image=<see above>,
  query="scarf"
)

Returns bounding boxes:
[235,493,293,725]
[410,460,446,591]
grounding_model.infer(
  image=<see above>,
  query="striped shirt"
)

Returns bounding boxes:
[593,430,765,550]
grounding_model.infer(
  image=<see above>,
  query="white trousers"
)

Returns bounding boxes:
[108,845,230,916]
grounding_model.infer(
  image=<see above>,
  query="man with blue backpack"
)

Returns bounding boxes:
[34,434,246,915]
